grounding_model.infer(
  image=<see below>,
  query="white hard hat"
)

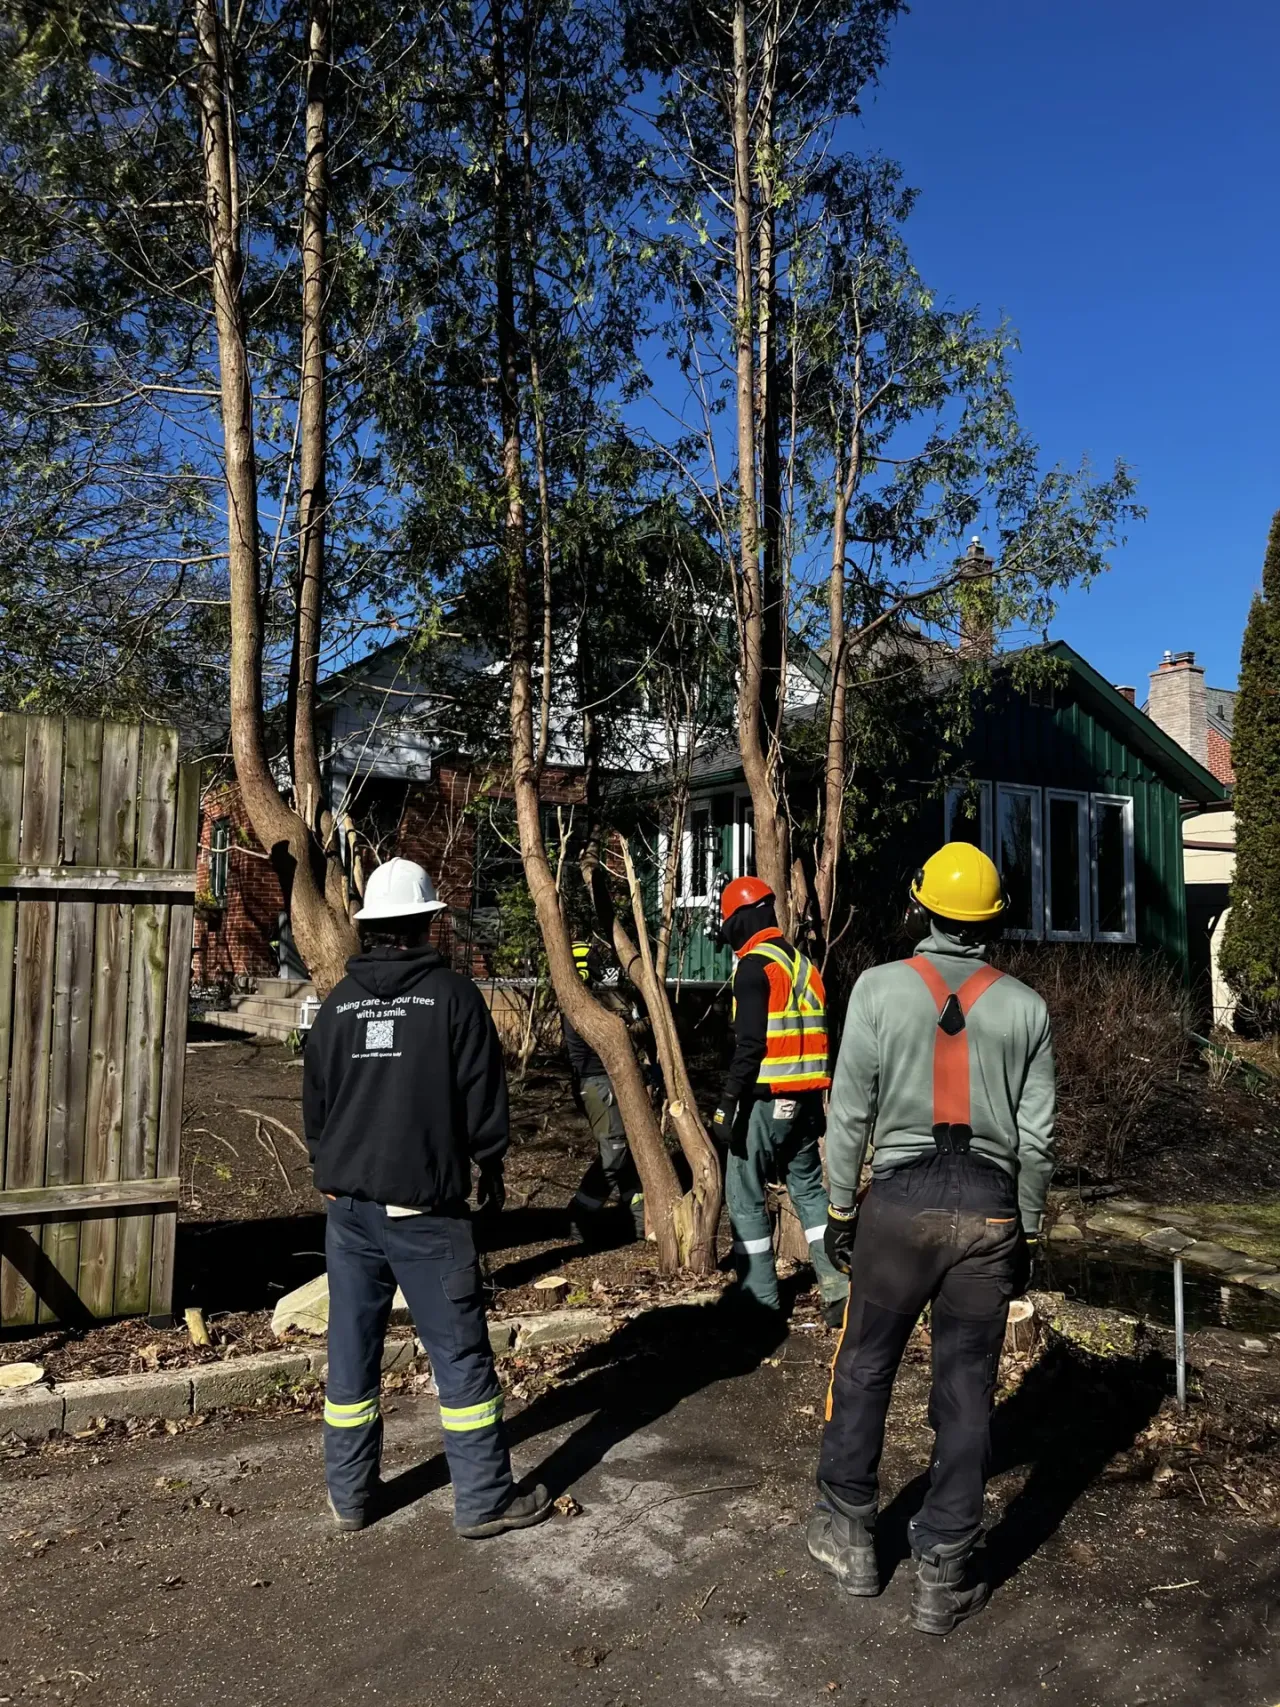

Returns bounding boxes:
[354,858,447,922]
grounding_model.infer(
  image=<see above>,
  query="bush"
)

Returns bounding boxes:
[992,943,1189,1179]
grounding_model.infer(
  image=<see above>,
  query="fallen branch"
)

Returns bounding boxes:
[238,1108,308,1156]
[254,1121,294,1197]
[599,1481,759,1540]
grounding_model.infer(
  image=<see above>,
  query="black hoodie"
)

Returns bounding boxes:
[303,946,508,1209]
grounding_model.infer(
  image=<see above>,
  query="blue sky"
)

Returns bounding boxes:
[855,0,1280,693]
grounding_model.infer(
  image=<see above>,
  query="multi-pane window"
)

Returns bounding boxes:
[1044,790,1090,941]
[735,798,756,878]
[673,806,717,904]
[1092,795,1135,942]
[945,780,992,853]
[996,785,1042,938]
[943,780,1136,944]
[209,818,230,902]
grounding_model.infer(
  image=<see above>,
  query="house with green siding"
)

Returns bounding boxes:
[661,640,1229,988]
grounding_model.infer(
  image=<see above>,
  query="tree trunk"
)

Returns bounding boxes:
[293,0,331,828]
[730,0,790,935]
[490,0,683,1269]
[815,475,850,944]
[194,0,355,995]
[617,838,722,1272]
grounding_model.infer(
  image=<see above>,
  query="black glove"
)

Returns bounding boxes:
[709,1098,737,1141]
[476,1163,506,1216]
[1012,1229,1038,1295]
[569,1072,587,1118]
[824,1202,858,1275]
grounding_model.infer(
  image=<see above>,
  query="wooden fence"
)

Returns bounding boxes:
[0,714,198,1327]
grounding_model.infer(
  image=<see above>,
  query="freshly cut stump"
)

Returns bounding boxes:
[1004,1298,1037,1354]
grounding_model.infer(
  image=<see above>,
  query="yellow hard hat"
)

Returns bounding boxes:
[911,842,1005,923]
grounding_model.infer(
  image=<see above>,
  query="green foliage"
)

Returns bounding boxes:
[1220,510,1280,1028]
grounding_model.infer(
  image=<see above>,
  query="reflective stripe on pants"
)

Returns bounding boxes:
[724,1093,849,1310]
[323,1195,514,1526]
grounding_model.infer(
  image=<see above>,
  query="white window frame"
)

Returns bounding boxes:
[732,790,755,879]
[1090,793,1136,944]
[1043,789,1091,942]
[668,803,717,908]
[944,780,993,856]
[209,817,231,902]
[995,783,1043,940]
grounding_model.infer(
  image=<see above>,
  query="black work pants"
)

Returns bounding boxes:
[818,1152,1019,1552]
[324,1196,513,1526]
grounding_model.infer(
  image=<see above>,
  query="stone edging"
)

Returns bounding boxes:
[0,1306,621,1444]
[1050,1199,1280,1295]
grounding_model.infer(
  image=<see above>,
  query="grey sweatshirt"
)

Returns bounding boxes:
[826,926,1057,1233]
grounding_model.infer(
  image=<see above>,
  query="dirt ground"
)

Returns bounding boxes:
[4,1038,1280,1704]
[3,1304,1280,1707]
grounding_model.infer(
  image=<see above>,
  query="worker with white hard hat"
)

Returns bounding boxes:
[303,858,553,1539]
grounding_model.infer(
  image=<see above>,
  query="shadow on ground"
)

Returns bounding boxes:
[380,1290,791,1517]
[875,1340,1171,1588]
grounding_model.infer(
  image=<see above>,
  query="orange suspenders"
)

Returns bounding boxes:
[905,956,1005,1148]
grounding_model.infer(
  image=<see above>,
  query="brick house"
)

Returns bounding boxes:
[192,631,600,988]
[192,755,590,989]
[1143,649,1237,1026]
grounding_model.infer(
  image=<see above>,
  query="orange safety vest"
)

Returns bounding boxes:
[736,933,831,1093]
[905,955,1005,1139]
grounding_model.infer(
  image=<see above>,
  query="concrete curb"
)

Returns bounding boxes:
[0,1306,629,1444]
[1052,1200,1280,1294]
[0,1337,423,1444]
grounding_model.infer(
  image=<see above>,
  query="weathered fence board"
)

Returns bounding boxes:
[0,713,195,1328]
[2,717,64,1325]
[40,718,103,1320]
[0,716,26,1312]
[114,725,178,1317]
[78,720,141,1318]
[149,762,199,1322]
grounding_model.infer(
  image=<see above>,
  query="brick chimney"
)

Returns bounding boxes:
[1146,649,1207,766]
[956,539,995,659]
[1114,685,1136,705]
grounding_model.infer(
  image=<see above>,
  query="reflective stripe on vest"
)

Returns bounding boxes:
[743,939,830,1092]
[905,956,1005,1129]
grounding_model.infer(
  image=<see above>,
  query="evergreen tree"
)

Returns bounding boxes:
[1220,509,1280,1029]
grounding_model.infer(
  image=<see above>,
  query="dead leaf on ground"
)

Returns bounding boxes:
[567,1646,608,1669]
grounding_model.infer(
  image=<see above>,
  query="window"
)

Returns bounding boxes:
[945,781,993,855]
[996,785,1042,938]
[209,818,230,902]
[677,807,716,904]
[947,779,1138,944]
[735,797,756,878]
[1092,795,1136,943]
[1044,791,1089,941]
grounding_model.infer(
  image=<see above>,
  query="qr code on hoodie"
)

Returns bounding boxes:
[365,1019,395,1051]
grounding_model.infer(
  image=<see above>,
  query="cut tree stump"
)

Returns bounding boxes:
[1004,1298,1037,1354]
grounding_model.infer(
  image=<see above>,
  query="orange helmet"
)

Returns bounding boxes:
[720,875,774,921]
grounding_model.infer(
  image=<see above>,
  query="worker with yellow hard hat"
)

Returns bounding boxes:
[806,841,1056,1634]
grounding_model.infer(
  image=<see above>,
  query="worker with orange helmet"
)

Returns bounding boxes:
[807,842,1056,1634]
[710,875,850,1327]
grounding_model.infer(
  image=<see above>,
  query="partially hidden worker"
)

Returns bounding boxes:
[302,857,554,1540]
[564,939,646,1244]
[710,876,850,1328]
[808,842,1056,1633]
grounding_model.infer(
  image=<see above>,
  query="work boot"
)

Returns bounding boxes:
[805,1483,879,1596]
[455,1483,554,1540]
[327,1478,383,1534]
[820,1295,849,1330]
[909,1536,989,1634]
